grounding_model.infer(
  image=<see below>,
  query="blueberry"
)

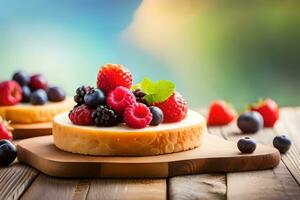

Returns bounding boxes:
[84,89,106,108]
[47,86,66,102]
[237,111,263,133]
[149,106,164,126]
[273,135,292,153]
[21,85,31,102]
[0,139,17,166]
[237,137,257,153]
[30,89,48,105]
[12,70,30,86]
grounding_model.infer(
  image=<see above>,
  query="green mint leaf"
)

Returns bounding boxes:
[135,77,176,105]
[140,77,155,94]
[152,80,175,103]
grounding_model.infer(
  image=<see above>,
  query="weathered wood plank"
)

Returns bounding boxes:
[221,122,300,200]
[168,127,227,200]
[86,179,166,200]
[168,174,226,200]
[274,110,300,185]
[0,163,38,200]
[20,174,90,200]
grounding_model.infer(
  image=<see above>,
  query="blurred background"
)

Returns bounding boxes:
[0,0,299,109]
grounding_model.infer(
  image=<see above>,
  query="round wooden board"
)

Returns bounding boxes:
[12,122,52,139]
[17,134,280,178]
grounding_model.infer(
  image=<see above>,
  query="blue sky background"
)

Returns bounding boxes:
[1,0,299,109]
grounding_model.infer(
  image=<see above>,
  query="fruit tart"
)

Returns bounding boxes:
[0,71,74,125]
[53,64,207,156]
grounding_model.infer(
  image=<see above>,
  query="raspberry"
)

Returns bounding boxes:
[0,117,13,141]
[97,64,133,94]
[123,103,152,129]
[107,86,136,115]
[155,92,187,122]
[68,105,94,125]
[0,80,22,106]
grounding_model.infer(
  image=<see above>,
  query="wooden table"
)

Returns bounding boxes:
[1,108,300,200]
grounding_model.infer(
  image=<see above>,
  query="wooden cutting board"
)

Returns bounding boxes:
[17,134,280,178]
[12,122,52,139]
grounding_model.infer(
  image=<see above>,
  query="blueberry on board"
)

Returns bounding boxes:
[21,85,31,103]
[12,71,30,86]
[237,137,257,153]
[84,89,106,108]
[237,111,263,133]
[149,106,164,126]
[47,86,66,102]
[0,139,17,166]
[273,135,292,153]
[30,89,48,105]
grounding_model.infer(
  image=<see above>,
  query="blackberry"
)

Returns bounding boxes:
[92,105,119,127]
[133,89,148,105]
[74,86,92,106]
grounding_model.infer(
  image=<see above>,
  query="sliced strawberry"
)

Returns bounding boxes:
[250,98,279,127]
[207,100,236,126]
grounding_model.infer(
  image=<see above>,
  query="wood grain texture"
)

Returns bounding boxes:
[12,122,52,139]
[17,134,280,178]
[168,127,227,200]
[0,163,38,200]
[86,179,166,200]
[20,174,90,200]
[274,109,300,185]
[221,121,300,200]
[169,174,226,200]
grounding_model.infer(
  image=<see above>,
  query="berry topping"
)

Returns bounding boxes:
[237,137,256,154]
[47,86,66,102]
[29,74,48,91]
[97,64,133,94]
[84,88,106,108]
[30,89,48,105]
[92,105,119,127]
[107,86,136,115]
[123,103,152,129]
[251,98,279,127]
[0,80,22,106]
[74,86,93,106]
[133,89,148,105]
[149,106,164,126]
[0,117,13,141]
[237,111,263,133]
[12,70,30,86]
[155,92,187,123]
[207,100,236,126]
[0,139,17,166]
[69,105,94,125]
[273,135,292,153]
[21,85,31,103]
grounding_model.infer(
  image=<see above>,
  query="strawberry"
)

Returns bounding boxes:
[0,117,13,141]
[155,92,187,122]
[250,98,279,127]
[0,80,22,106]
[207,100,236,126]
[97,64,133,95]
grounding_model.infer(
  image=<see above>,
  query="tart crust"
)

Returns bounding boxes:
[0,97,74,124]
[53,110,207,156]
